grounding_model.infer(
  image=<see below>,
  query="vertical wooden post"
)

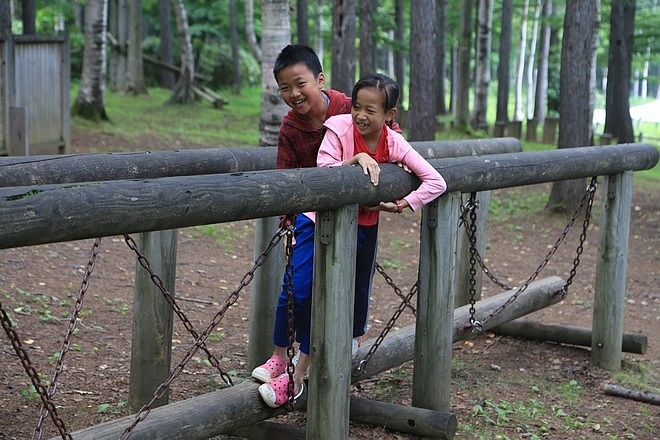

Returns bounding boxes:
[128,229,177,412]
[592,172,633,371]
[9,106,28,156]
[248,216,285,370]
[455,191,490,307]
[307,205,358,440]
[413,193,460,411]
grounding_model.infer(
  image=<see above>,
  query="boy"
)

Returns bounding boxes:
[253,45,400,408]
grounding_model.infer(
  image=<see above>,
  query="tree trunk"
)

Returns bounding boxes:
[454,0,473,129]
[72,0,109,121]
[159,0,176,89]
[229,0,241,94]
[513,0,528,122]
[525,0,541,120]
[107,0,128,92]
[495,0,513,123]
[168,0,194,104]
[604,0,636,143]
[331,0,356,94]
[259,0,291,146]
[394,0,405,107]
[0,0,11,38]
[245,0,262,62]
[470,0,494,131]
[533,0,552,122]
[21,0,36,35]
[358,0,376,77]
[296,0,309,45]
[435,0,448,115]
[126,0,146,94]
[546,0,600,214]
[408,0,437,141]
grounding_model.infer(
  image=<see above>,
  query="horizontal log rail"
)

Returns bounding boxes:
[0,143,656,250]
[0,138,522,186]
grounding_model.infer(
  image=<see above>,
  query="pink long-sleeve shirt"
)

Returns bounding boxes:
[318,114,447,218]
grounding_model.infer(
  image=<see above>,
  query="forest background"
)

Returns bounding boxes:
[4,0,659,152]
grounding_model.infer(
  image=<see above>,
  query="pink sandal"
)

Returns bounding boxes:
[251,355,287,383]
[258,374,304,408]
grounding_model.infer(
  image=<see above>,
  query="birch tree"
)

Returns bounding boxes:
[454,0,473,129]
[495,0,513,125]
[513,0,529,121]
[72,0,109,121]
[259,0,291,146]
[168,0,194,103]
[525,0,541,120]
[533,0,553,122]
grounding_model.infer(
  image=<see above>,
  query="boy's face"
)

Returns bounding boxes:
[276,63,325,116]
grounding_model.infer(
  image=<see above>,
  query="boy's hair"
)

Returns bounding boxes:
[352,73,400,112]
[273,44,323,81]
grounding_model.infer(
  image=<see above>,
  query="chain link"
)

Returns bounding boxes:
[119,226,289,439]
[460,178,599,330]
[354,281,418,375]
[32,238,102,440]
[283,227,297,411]
[375,263,416,316]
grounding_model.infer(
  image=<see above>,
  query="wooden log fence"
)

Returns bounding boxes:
[4,142,656,440]
[50,277,563,440]
[0,144,655,249]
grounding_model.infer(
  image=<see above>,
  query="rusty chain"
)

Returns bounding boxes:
[123,234,234,387]
[375,263,417,316]
[354,281,418,375]
[462,177,599,331]
[32,238,102,440]
[283,228,297,411]
[0,238,104,440]
[119,225,291,439]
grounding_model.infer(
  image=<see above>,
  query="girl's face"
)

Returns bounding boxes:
[351,87,395,142]
[276,63,325,116]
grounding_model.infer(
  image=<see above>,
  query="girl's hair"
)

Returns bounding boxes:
[273,44,323,81]
[351,73,400,112]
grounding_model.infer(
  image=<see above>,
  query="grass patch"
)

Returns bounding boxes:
[71,85,261,150]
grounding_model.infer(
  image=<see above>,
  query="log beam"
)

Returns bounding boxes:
[1,145,657,250]
[492,319,647,354]
[53,277,564,440]
[0,138,522,187]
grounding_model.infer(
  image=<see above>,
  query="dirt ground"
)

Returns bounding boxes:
[0,134,658,439]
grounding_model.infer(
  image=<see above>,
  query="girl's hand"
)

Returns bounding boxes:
[396,162,411,173]
[355,153,380,186]
[377,199,408,213]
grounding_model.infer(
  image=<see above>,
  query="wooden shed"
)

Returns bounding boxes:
[0,34,70,156]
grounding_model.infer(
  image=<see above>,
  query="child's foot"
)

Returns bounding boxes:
[251,355,287,383]
[258,375,304,408]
